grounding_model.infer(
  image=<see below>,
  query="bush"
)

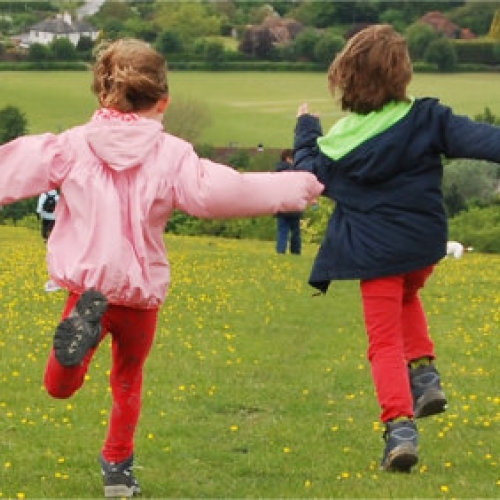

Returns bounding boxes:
[424,38,458,71]
[405,22,439,61]
[449,204,500,253]
[0,105,27,144]
[0,198,37,225]
[443,159,500,216]
[453,39,500,65]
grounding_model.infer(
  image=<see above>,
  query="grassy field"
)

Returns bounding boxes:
[1,226,500,498]
[0,71,499,147]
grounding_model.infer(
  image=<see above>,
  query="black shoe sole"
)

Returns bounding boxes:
[54,290,107,367]
[415,388,448,418]
[382,443,418,473]
[74,289,108,322]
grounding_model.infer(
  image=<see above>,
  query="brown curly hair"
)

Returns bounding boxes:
[328,24,412,114]
[91,38,168,113]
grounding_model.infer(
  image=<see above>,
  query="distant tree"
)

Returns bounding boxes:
[76,36,93,53]
[156,30,183,55]
[379,8,407,33]
[424,37,457,71]
[91,0,134,23]
[450,2,498,37]
[163,98,211,144]
[50,37,76,61]
[0,105,27,144]
[290,1,378,29]
[204,40,226,69]
[28,42,51,61]
[153,2,221,47]
[122,17,158,43]
[292,27,321,61]
[1,1,54,13]
[405,22,439,60]
[444,182,467,217]
[247,4,277,24]
[239,25,274,59]
[443,159,499,212]
[313,32,344,66]
[100,18,124,41]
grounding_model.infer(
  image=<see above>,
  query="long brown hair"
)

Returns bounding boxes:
[328,24,412,114]
[92,38,168,113]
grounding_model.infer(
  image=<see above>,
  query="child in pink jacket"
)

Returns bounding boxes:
[0,38,322,497]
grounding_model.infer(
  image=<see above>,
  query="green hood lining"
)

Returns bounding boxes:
[317,99,415,161]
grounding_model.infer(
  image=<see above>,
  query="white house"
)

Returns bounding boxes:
[21,12,99,48]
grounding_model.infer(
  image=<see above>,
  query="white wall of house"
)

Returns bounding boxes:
[26,12,98,47]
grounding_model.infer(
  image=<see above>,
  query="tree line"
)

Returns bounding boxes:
[0,1,499,70]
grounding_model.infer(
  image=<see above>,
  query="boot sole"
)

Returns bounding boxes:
[74,289,108,322]
[382,443,418,472]
[415,388,447,418]
[54,290,107,367]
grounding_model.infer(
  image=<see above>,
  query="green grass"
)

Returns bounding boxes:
[0,71,499,147]
[1,225,500,498]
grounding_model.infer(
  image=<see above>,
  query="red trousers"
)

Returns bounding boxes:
[360,266,435,422]
[44,292,158,463]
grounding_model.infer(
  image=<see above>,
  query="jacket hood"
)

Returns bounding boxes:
[85,110,164,171]
[318,98,414,161]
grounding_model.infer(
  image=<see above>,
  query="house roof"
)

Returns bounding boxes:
[419,11,476,39]
[30,17,97,35]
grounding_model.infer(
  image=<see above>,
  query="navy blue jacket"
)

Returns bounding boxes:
[294,98,500,293]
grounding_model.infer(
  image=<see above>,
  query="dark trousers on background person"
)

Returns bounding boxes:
[276,214,301,255]
[41,218,55,242]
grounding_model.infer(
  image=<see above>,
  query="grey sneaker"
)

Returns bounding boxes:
[99,454,141,498]
[409,364,447,418]
[53,290,108,367]
[381,420,418,472]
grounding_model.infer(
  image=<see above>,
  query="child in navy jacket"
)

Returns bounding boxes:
[294,24,500,472]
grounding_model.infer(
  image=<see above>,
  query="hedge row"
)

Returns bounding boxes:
[0,60,497,73]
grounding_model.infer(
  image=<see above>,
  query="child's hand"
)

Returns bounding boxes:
[297,103,309,117]
[297,102,319,118]
[296,174,324,211]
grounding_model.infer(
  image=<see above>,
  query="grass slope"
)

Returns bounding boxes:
[0,226,500,497]
[0,71,499,147]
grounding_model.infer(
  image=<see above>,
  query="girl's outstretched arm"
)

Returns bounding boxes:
[172,151,323,219]
[0,134,63,205]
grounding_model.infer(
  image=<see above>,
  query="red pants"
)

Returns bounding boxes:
[44,292,158,463]
[360,266,435,422]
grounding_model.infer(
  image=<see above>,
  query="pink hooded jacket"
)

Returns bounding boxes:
[0,111,323,308]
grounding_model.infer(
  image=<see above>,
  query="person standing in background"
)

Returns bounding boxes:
[36,189,59,243]
[275,149,303,255]
[36,189,61,292]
